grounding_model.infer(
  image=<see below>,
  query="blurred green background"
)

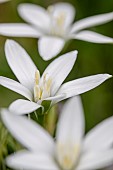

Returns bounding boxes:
[0,0,113,169]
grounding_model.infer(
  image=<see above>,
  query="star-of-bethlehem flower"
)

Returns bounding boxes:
[0,40,112,115]
[1,96,113,170]
[0,3,113,60]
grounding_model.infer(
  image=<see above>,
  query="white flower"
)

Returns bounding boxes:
[0,3,113,60]
[0,40,111,114]
[1,96,113,170]
[0,0,10,3]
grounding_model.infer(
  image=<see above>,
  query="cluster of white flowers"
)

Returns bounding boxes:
[0,1,113,170]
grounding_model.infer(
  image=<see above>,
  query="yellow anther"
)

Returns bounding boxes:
[34,72,52,102]
[35,70,40,85]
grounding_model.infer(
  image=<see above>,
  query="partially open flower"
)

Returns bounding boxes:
[1,96,113,170]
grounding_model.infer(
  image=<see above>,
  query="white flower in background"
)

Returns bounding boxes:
[0,3,113,60]
[1,96,113,170]
[0,40,112,114]
[0,0,10,3]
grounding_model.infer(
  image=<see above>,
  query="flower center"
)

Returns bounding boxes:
[34,70,52,102]
[56,143,80,170]
[47,6,66,37]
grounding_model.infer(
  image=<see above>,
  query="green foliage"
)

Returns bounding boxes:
[0,121,22,170]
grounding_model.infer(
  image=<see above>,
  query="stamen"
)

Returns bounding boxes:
[34,85,42,102]
[46,78,52,92]
[34,70,41,102]
[35,70,40,85]
[34,72,52,102]
[43,74,52,92]
[41,73,52,99]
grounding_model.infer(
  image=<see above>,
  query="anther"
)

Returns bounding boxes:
[35,70,40,85]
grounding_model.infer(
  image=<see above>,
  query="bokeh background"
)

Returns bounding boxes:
[0,0,113,169]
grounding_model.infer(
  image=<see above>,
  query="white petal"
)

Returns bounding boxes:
[77,150,113,170]
[1,109,54,152]
[5,40,37,91]
[52,2,75,28]
[18,3,50,32]
[57,74,112,102]
[0,0,9,3]
[0,24,42,37]
[42,50,78,95]
[72,30,113,43]
[44,94,66,107]
[38,36,65,60]
[0,0,10,3]
[56,96,85,145]
[45,94,66,101]
[83,116,113,151]
[71,12,113,33]
[6,151,58,170]
[0,76,33,100]
[9,99,42,115]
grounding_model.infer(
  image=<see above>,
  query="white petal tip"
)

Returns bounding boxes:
[110,11,113,16]
[109,40,113,44]
[71,50,78,55]
[101,74,112,80]
[106,38,113,44]
[5,39,9,46]
[42,56,50,61]
[66,50,78,60]
[5,39,15,48]
[17,3,28,14]
[105,11,113,18]
[17,3,26,9]
[5,39,13,44]
[6,156,14,169]
[69,50,78,62]
[38,37,65,61]
[105,74,112,79]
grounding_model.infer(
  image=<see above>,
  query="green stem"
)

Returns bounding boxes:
[44,105,58,136]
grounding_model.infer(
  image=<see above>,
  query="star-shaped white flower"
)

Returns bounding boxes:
[1,96,113,170]
[0,3,113,60]
[0,40,111,114]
